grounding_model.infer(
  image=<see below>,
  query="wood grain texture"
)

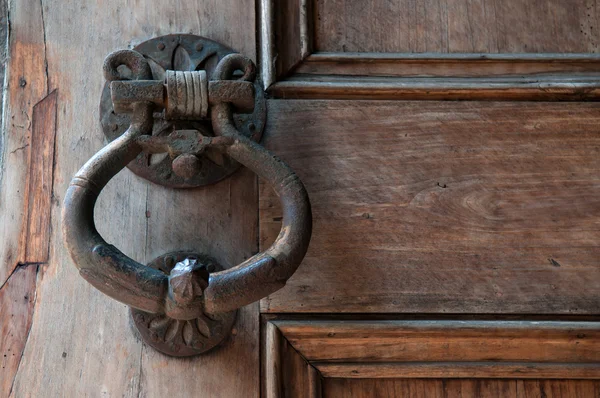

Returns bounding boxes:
[0,0,7,151]
[265,0,600,99]
[264,320,322,398]
[268,76,600,100]
[315,0,600,53]
[0,265,37,397]
[260,100,600,314]
[322,379,600,398]
[274,0,307,78]
[276,320,600,366]
[264,319,600,396]
[0,0,48,286]
[296,53,600,78]
[5,0,260,397]
[315,362,600,379]
[22,90,57,263]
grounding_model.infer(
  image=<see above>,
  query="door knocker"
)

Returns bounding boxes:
[62,35,312,356]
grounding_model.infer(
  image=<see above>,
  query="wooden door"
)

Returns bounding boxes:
[2,1,600,398]
[259,0,600,397]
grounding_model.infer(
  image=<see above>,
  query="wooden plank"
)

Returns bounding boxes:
[314,362,600,379]
[323,379,600,398]
[6,0,260,397]
[260,100,600,314]
[276,321,600,364]
[268,76,600,100]
[0,265,37,397]
[263,320,600,390]
[0,0,48,286]
[322,378,442,398]
[314,0,600,53]
[296,53,600,78]
[517,380,600,398]
[273,0,306,78]
[138,169,259,397]
[22,90,57,263]
[264,320,323,398]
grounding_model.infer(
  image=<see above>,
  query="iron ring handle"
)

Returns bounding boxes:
[62,55,312,318]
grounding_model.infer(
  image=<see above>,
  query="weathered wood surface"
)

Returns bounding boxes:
[260,100,600,314]
[268,76,600,100]
[265,0,600,101]
[0,0,48,287]
[322,379,600,398]
[1,0,260,397]
[0,264,37,397]
[295,53,600,77]
[315,0,600,53]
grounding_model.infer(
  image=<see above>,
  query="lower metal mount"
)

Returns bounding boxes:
[130,251,236,357]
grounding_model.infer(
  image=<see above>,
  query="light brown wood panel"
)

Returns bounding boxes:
[264,319,600,397]
[315,0,600,53]
[322,378,600,398]
[260,100,600,314]
[2,0,260,397]
[0,0,48,288]
[274,320,600,378]
[268,75,600,100]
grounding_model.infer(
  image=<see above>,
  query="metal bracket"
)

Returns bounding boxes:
[99,34,266,188]
[130,251,236,357]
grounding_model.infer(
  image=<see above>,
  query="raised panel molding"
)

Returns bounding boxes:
[263,319,600,397]
[258,0,600,99]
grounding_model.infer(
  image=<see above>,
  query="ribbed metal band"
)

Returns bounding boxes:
[165,70,208,119]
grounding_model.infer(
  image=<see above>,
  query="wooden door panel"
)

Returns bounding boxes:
[322,379,600,398]
[264,319,600,397]
[262,0,600,99]
[260,100,600,314]
[314,0,600,54]
[0,0,259,396]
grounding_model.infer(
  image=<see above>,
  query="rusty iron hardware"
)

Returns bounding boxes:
[100,34,266,188]
[62,35,312,356]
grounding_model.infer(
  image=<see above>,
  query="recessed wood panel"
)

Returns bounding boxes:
[264,319,600,397]
[315,0,600,53]
[322,378,600,398]
[260,100,600,314]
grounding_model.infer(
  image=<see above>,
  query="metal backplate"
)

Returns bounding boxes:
[100,34,266,188]
[130,251,237,357]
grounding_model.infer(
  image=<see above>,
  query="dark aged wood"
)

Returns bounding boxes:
[264,319,600,397]
[322,379,600,398]
[260,100,600,315]
[268,75,600,101]
[296,53,600,78]
[314,0,600,53]
[261,0,600,100]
